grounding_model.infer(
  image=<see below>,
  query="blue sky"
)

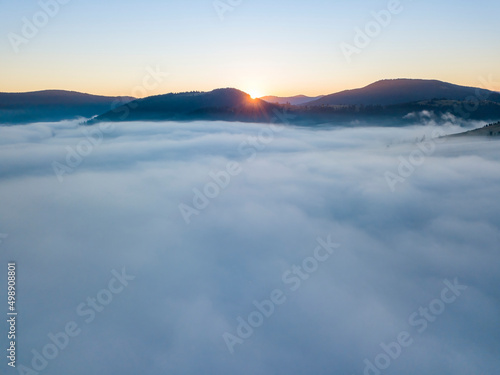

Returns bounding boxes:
[1,0,499,96]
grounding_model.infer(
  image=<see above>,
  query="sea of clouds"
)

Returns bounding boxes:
[0,119,499,375]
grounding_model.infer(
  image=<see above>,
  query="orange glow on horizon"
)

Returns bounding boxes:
[247,90,264,99]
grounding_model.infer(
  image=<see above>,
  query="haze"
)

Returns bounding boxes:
[0,119,499,374]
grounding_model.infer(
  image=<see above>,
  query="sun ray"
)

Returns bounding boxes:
[248,90,263,99]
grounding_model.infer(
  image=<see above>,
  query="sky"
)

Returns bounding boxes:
[0,117,499,374]
[1,0,500,97]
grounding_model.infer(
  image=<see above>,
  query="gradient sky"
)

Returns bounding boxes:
[1,0,499,97]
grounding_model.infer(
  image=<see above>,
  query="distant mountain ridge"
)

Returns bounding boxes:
[306,79,500,106]
[448,121,500,138]
[261,95,324,105]
[91,88,280,123]
[2,79,500,126]
[0,90,134,124]
[0,90,134,106]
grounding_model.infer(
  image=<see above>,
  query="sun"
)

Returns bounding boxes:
[248,90,263,99]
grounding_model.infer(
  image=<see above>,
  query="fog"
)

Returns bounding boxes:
[0,119,499,375]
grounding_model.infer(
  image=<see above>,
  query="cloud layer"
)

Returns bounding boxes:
[0,119,499,375]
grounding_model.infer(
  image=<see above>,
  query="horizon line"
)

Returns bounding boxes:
[1,77,498,99]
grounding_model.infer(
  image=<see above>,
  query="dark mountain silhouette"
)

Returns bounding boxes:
[261,95,324,105]
[90,84,500,126]
[0,90,134,124]
[448,121,500,138]
[91,88,280,123]
[306,79,500,106]
[3,80,500,126]
[286,99,500,126]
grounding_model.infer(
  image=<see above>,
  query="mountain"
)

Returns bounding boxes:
[261,95,324,105]
[91,88,280,123]
[91,86,500,126]
[5,80,500,126]
[0,90,134,124]
[306,79,500,106]
[285,99,500,126]
[448,121,500,138]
